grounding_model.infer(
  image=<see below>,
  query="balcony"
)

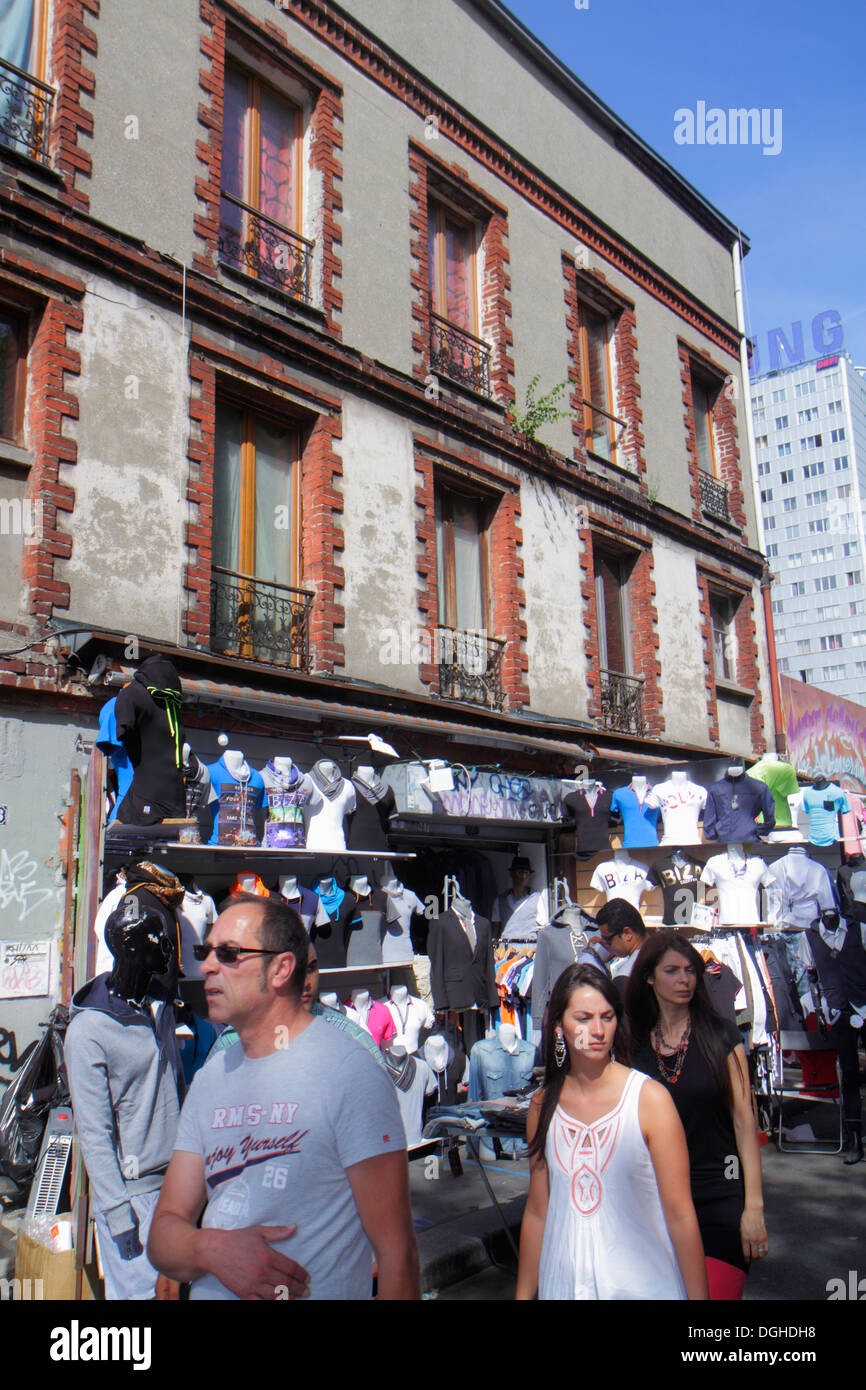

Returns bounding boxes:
[598,669,645,736]
[210,566,314,671]
[435,625,505,709]
[429,313,492,398]
[698,469,730,523]
[0,57,53,166]
[574,394,630,469]
[218,192,314,304]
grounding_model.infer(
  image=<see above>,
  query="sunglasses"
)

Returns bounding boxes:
[192,943,286,965]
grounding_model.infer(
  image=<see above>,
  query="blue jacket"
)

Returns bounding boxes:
[703,773,775,842]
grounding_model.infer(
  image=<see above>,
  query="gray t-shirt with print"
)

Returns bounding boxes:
[174,1016,407,1300]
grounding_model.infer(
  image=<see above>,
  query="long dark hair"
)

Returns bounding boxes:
[528,965,630,1161]
[624,930,733,1108]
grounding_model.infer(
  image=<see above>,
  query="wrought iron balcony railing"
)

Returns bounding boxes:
[210,566,314,671]
[429,313,492,398]
[218,191,315,304]
[0,56,53,166]
[435,625,505,710]
[698,468,730,522]
[598,668,645,736]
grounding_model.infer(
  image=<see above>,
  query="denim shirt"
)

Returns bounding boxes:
[467,1037,536,1101]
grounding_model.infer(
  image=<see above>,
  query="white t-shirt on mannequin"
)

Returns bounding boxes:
[301,764,356,852]
[386,990,435,1054]
[701,851,774,925]
[93,876,127,976]
[590,857,651,910]
[646,776,707,844]
[178,887,218,979]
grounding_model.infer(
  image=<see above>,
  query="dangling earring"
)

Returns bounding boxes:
[554,1030,567,1068]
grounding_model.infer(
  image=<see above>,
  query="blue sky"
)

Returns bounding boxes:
[502,0,866,371]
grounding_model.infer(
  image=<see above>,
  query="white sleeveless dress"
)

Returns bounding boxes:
[538,1069,687,1300]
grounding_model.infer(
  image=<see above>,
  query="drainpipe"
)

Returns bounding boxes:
[732,234,785,753]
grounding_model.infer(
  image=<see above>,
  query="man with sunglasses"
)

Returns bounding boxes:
[148,894,419,1300]
[578,898,648,991]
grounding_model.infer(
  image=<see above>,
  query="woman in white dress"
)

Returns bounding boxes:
[516,964,708,1301]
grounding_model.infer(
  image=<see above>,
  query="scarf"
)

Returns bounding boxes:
[352,770,389,804]
[384,1050,417,1092]
[310,761,344,799]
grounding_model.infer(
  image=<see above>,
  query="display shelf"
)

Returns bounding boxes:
[103,841,416,872]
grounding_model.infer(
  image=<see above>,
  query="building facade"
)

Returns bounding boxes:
[0,0,776,1048]
[751,352,866,700]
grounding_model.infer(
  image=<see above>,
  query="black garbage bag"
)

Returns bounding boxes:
[0,1006,70,1187]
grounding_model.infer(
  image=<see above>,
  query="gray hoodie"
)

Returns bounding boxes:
[64,974,182,1236]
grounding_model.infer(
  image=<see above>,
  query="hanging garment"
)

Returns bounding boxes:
[700,854,774,925]
[747,757,799,828]
[840,795,866,857]
[383,1052,437,1147]
[379,883,425,965]
[609,784,660,848]
[802,923,866,1020]
[649,855,703,927]
[345,999,396,1050]
[644,778,707,846]
[260,760,309,849]
[96,697,134,823]
[757,935,805,1030]
[347,773,397,851]
[767,852,836,929]
[428,909,497,1011]
[206,758,266,846]
[531,912,595,1030]
[423,1037,468,1106]
[700,957,742,1025]
[385,994,436,1053]
[589,857,651,910]
[703,773,775,843]
[562,784,613,858]
[310,881,361,971]
[537,1072,687,1300]
[801,784,850,847]
[112,657,186,824]
[837,858,866,923]
[345,889,386,967]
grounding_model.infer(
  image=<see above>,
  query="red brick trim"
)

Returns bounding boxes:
[679,339,746,529]
[563,255,646,480]
[21,297,81,623]
[413,441,528,709]
[695,569,721,746]
[194,0,344,334]
[264,0,739,355]
[183,347,346,672]
[580,519,664,738]
[48,0,99,213]
[409,143,514,406]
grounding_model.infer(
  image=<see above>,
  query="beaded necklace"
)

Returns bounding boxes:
[651,1016,692,1084]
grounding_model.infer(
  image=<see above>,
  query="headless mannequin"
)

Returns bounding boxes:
[813,773,829,791]
[280,876,301,901]
[318,875,336,897]
[351,875,371,899]
[613,848,631,864]
[726,842,747,867]
[223,749,251,780]
[320,991,340,1010]
[497,1022,519,1055]
[350,988,371,1025]
[671,770,688,786]
[355,765,376,787]
[631,775,648,802]
[425,1034,449,1074]
[272,755,294,780]
[237,872,262,896]
[727,764,745,779]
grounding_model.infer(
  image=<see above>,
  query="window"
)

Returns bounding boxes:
[847,571,862,586]
[757,460,771,477]
[780,468,794,485]
[800,435,822,449]
[834,455,849,470]
[825,372,841,386]
[843,542,859,557]
[788,552,802,565]
[809,520,829,535]
[805,490,827,506]
[771,599,784,615]
[211,400,303,667]
[831,428,846,443]
[827,400,843,414]
[435,483,491,635]
[823,665,846,681]
[797,407,819,423]
[795,380,816,397]
[802,461,824,478]
[709,593,737,683]
[753,407,765,423]
[577,303,619,463]
[755,434,768,449]
[791,580,805,596]
[855,662,866,677]
[810,547,833,563]
[820,635,843,651]
[796,639,810,654]
[777,657,790,672]
[815,606,839,620]
[777,442,791,456]
[760,489,773,503]
[219,64,309,301]
[851,602,865,616]
[772,389,787,402]
[0,308,26,443]
[0,1,50,164]
[775,415,788,429]
[853,632,866,646]
[782,497,797,512]
[765,515,776,530]
[814,575,836,591]
[766,544,778,558]
[783,523,798,538]
[838,484,852,498]
[593,548,635,675]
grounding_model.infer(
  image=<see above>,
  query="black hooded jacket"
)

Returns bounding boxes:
[112,656,185,818]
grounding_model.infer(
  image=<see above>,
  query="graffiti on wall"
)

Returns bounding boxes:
[0,848,58,922]
[780,675,866,792]
[0,940,53,999]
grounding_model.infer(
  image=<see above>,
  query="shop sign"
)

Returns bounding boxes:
[383,763,566,822]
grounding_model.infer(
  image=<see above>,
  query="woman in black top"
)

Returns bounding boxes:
[625,930,769,1300]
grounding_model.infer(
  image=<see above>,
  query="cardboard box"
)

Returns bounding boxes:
[13,1219,98,1300]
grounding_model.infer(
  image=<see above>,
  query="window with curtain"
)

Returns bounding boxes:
[428,202,477,333]
[0,308,24,440]
[578,302,618,464]
[220,63,302,292]
[0,0,45,75]
[691,371,719,476]
[213,400,299,586]
[594,548,632,674]
[709,593,737,683]
[435,484,490,633]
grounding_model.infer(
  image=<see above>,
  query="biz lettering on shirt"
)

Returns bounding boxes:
[210,1101,300,1128]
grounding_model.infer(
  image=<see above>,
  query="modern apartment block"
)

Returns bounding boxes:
[751,352,866,699]
[0,0,777,1041]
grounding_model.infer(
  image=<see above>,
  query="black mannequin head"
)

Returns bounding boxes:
[105,898,177,1003]
[812,771,830,790]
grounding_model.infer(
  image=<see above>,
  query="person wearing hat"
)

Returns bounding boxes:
[492,856,546,941]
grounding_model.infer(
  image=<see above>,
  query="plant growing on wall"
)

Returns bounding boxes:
[507,376,573,444]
